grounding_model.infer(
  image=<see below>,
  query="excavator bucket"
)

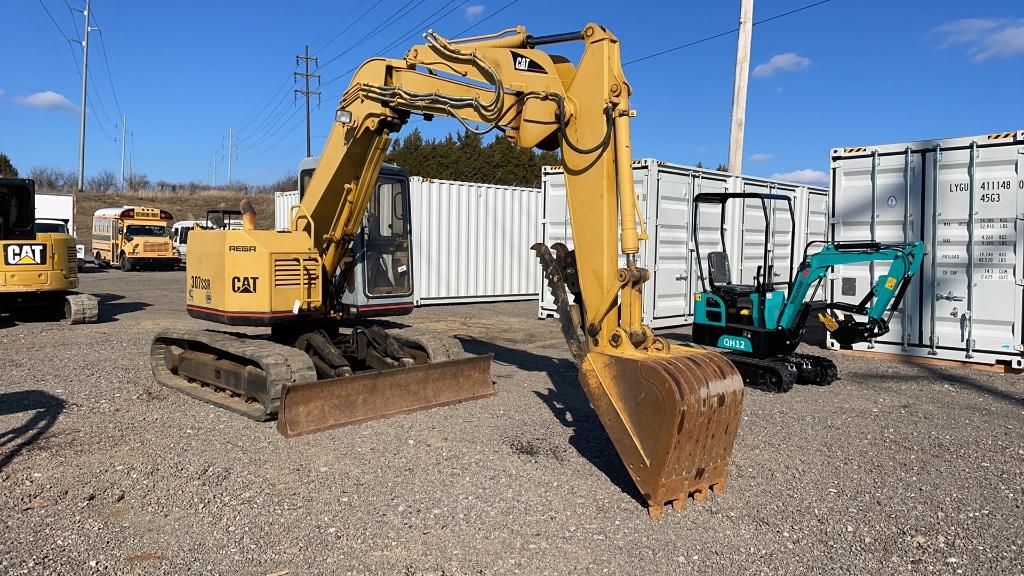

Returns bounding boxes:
[277,354,494,437]
[578,347,745,517]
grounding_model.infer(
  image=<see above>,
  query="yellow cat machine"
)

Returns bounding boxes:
[92,206,178,271]
[0,178,98,323]
[151,24,744,516]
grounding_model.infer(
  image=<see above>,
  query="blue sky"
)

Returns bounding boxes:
[2,0,1022,186]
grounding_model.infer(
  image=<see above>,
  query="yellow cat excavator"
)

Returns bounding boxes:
[151,24,744,516]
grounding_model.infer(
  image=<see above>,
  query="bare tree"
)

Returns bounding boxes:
[86,170,117,193]
[126,173,151,192]
[29,166,76,191]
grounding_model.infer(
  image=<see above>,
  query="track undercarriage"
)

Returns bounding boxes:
[716,351,838,393]
[151,324,494,434]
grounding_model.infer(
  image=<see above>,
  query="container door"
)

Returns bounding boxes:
[831,152,922,348]
[689,173,730,297]
[922,144,1023,358]
[737,181,796,293]
[650,170,691,321]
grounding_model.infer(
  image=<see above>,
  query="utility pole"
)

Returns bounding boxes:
[76,0,94,192]
[225,128,236,186]
[119,115,126,189]
[211,153,218,188]
[727,0,754,175]
[294,45,320,158]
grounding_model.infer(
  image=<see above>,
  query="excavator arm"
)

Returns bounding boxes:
[781,241,927,344]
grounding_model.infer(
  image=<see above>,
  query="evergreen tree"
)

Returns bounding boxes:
[384,127,560,187]
[0,153,16,178]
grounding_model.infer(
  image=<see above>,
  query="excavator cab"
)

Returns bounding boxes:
[298,157,415,318]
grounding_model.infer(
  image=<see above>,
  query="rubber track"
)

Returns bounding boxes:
[388,328,467,362]
[65,294,99,324]
[150,328,317,421]
[721,353,797,393]
[790,353,839,386]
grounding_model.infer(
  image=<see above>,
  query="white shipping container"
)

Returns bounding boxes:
[538,159,829,328]
[828,130,1024,368]
[409,176,542,305]
[273,179,543,306]
[274,190,300,231]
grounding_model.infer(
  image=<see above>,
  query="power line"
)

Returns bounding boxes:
[317,0,425,72]
[36,0,82,77]
[451,0,522,38]
[368,0,468,61]
[624,0,833,66]
[87,69,118,130]
[324,0,470,88]
[93,27,123,118]
[237,87,294,144]
[238,105,302,153]
[314,0,384,53]
[241,121,303,160]
[237,73,293,137]
[61,0,77,33]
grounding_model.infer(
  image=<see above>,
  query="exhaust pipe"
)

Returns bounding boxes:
[240,198,257,230]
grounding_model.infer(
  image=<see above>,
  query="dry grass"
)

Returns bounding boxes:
[73,192,277,248]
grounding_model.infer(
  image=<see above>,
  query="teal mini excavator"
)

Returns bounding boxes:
[690,192,925,392]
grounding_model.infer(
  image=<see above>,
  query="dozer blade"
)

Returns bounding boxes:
[578,347,744,517]
[277,354,494,438]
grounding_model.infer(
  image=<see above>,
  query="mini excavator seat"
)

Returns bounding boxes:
[707,251,756,299]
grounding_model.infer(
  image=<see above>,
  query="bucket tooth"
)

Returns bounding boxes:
[648,505,665,519]
[577,346,744,516]
[671,499,687,511]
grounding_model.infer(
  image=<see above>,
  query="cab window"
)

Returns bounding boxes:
[0,183,34,240]
[363,177,411,297]
[125,224,168,237]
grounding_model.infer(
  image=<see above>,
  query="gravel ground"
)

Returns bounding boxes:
[1,269,1022,576]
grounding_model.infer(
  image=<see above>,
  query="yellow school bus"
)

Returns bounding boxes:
[92,206,179,271]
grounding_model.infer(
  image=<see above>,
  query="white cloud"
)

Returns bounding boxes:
[770,169,828,185]
[749,153,773,162]
[463,5,485,20]
[696,145,709,153]
[15,90,78,112]
[0,88,6,98]
[752,52,811,78]
[932,18,1024,61]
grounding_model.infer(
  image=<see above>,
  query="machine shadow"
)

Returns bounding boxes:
[0,390,65,472]
[919,363,1024,408]
[456,336,646,507]
[94,293,152,322]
